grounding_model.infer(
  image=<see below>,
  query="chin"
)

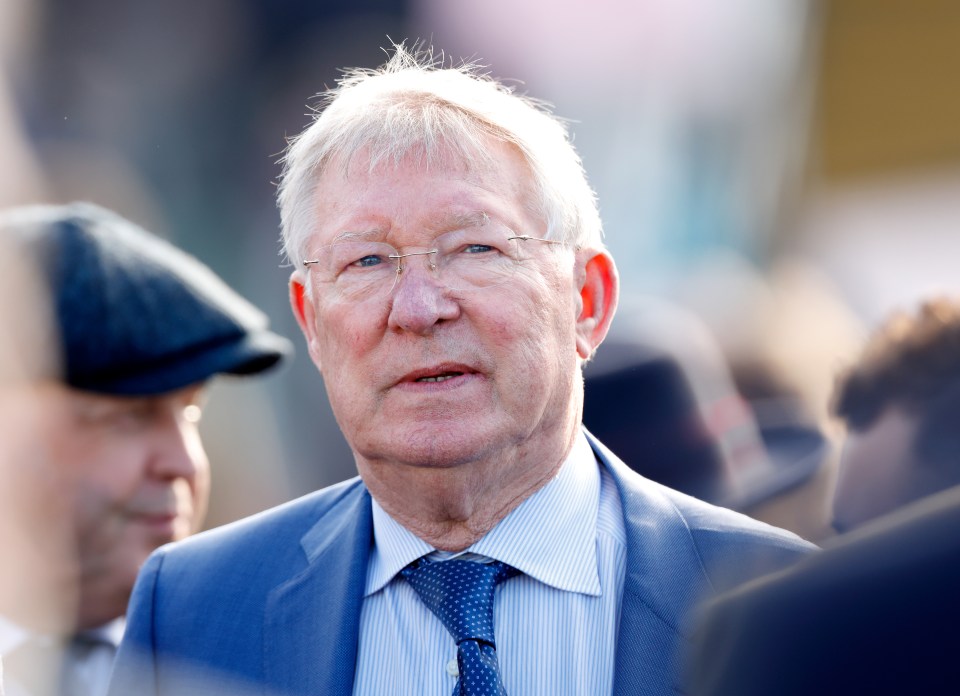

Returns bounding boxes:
[349,402,529,466]
[394,424,510,468]
[173,518,196,542]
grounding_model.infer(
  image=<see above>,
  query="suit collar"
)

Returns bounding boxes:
[261,437,710,696]
[586,431,709,696]
[265,481,372,696]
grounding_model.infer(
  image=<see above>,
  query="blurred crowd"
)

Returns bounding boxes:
[3,0,960,694]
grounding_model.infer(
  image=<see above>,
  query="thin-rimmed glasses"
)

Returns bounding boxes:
[302,226,569,301]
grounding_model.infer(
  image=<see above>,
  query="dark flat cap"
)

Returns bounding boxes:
[1,201,292,395]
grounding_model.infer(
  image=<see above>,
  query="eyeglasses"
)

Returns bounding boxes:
[302,226,569,301]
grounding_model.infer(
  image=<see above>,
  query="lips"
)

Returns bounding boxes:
[125,498,186,524]
[415,371,462,383]
[129,509,179,520]
[397,363,477,385]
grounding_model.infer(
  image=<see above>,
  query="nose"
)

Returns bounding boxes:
[387,254,460,334]
[149,409,208,484]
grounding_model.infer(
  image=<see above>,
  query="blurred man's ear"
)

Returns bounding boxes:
[289,275,323,372]
[575,249,619,360]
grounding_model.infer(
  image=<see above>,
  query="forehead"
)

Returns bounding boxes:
[307,138,539,242]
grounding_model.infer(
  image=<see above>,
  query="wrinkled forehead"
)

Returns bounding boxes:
[310,136,541,217]
[292,133,549,261]
[326,134,524,184]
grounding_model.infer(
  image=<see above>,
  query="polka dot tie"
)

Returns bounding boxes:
[402,559,518,696]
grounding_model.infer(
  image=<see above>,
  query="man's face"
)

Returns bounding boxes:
[35,382,210,629]
[832,405,934,533]
[293,141,598,479]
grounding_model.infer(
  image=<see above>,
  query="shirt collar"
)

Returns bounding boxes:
[0,615,126,656]
[365,431,601,597]
[78,618,125,649]
[366,498,436,596]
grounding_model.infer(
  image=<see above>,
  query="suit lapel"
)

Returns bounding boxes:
[259,437,710,695]
[264,484,372,696]
[586,432,710,696]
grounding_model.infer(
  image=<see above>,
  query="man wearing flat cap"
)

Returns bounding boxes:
[0,202,291,696]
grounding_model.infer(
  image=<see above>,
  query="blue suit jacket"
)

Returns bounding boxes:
[108,432,814,695]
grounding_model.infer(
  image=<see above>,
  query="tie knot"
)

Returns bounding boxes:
[401,559,517,646]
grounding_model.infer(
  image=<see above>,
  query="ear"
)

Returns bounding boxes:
[574,249,619,360]
[289,273,324,372]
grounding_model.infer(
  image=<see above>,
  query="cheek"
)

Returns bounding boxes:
[313,310,386,431]
[71,452,152,545]
[516,275,579,362]
[71,475,125,538]
[485,283,577,399]
[315,301,383,372]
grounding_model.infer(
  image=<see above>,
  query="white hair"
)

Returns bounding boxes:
[277,43,603,267]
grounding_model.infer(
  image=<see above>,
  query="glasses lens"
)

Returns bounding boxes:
[305,227,545,300]
[433,227,521,292]
[311,240,399,300]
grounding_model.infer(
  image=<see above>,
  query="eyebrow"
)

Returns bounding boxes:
[330,227,388,243]
[429,210,491,232]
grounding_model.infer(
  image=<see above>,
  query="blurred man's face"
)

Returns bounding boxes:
[0,382,80,632]
[832,405,937,533]
[35,382,210,629]
[292,140,589,480]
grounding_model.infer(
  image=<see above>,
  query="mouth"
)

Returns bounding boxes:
[132,510,178,520]
[398,364,476,386]
[126,511,183,540]
[415,371,463,383]
[126,501,187,527]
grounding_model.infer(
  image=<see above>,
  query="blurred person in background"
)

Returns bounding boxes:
[110,45,813,696]
[0,0,47,209]
[673,256,865,544]
[687,481,960,696]
[686,296,960,695]
[831,297,960,534]
[0,202,290,696]
[583,295,771,512]
[0,226,63,696]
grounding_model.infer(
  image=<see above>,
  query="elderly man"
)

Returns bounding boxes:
[110,47,813,696]
[0,202,290,696]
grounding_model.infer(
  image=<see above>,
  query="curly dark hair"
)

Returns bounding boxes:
[832,297,960,437]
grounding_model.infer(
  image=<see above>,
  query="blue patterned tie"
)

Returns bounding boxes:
[402,559,518,695]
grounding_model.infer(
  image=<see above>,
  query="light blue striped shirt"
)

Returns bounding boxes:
[353,432,627,695]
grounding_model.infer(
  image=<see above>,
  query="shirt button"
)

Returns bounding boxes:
[446,658,459,677]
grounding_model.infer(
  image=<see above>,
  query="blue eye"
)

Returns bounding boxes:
[463,244,495,254]
[352,254,387,268]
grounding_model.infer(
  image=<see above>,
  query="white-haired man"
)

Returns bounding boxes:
[110,46,814,696]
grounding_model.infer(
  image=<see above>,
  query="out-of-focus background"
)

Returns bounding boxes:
[3,0,958,541]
